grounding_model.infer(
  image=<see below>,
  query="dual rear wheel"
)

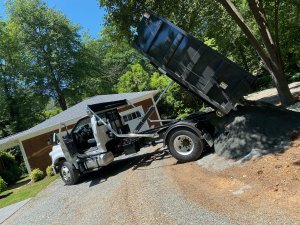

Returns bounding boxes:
[168,128,204,162]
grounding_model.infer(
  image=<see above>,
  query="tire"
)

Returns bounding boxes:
[168,128,204,162]
[59,161,80,185]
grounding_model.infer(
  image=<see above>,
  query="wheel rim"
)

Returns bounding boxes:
[173,135,194,155]
[61,165,71,181]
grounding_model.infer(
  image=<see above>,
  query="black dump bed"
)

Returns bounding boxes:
[133,10,256,115]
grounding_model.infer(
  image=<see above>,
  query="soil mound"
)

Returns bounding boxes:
[213,101,300,161]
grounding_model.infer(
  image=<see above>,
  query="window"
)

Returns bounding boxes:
[132,112,137,119]
[127,114,133,121]
[122,110,143,123]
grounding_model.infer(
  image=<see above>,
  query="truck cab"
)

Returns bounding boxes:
[50,100,148,185]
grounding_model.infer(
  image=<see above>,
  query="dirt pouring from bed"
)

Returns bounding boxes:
[213,101,300,162]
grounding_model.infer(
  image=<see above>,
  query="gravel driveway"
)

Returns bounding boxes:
[3,146,299,225]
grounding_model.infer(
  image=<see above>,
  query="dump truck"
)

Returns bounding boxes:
[50,10,255,185]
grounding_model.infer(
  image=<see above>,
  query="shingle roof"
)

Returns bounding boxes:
[0,91,157,149]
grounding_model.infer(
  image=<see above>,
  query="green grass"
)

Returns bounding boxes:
[0,175,59,209]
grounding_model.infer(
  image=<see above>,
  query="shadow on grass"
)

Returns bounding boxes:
[7,179,31,191]
[0,192,13,200]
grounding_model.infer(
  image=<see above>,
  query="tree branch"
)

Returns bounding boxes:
[216,0,273,74]
[247,0,281,70]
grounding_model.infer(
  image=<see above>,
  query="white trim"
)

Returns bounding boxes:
[151,97,162,126]
[0,141,19,150]
[19,141,32,174]
[119,105,144,116]
[18,118,79,142]
[126,92,158,105]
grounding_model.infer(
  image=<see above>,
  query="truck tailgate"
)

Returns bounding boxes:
[133,11,256,115]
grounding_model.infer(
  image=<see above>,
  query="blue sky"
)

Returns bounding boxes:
[0,0,106,38]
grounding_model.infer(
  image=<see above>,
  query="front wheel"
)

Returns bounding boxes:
[168,128,203,162]
[60,161,79,185]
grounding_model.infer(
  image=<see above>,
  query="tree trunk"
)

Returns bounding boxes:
[216,0,294,106]
[274,0,280,48]
[247,0,294,105]
[42,48,68,110]
[53,83,67,110]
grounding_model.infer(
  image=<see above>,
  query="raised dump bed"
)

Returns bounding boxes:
[133,10,256,115]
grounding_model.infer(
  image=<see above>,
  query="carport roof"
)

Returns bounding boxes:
[0,90,158,149]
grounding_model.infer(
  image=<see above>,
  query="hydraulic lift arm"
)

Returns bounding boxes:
[133,80,174,133]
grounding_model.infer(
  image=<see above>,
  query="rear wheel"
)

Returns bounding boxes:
[60,161,79,185]
[168,128,203,162]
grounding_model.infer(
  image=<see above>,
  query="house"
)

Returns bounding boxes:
[0,91,161,173]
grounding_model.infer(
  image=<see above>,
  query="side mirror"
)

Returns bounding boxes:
[48,133,59,145]
[61,123,70,137]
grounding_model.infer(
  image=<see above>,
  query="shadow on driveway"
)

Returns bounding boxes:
[78,148,168,187]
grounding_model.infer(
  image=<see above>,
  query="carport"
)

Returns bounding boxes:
[0,91,160,174]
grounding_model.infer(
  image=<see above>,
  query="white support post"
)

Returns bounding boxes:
[152,96,162,126]
[18,140,32,174]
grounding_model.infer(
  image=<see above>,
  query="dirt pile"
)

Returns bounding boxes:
[213,101,300,161]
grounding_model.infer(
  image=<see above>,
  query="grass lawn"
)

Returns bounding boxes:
[16,175,31,184]
[0,175,59,209]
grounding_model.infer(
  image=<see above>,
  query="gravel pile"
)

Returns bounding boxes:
[213,101,300,162]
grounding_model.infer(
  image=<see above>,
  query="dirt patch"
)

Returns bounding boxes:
[220,137,300,211]
[165,137,300,223]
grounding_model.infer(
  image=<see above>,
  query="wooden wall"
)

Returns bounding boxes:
[22,130,55,172]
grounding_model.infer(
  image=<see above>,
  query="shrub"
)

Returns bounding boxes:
[30,169,44,182]
[19,162,28,175]
[46,165,55,177]
[0,150,22,185]
[0,176,7,193]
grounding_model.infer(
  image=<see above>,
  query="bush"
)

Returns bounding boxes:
[46,165,55,177]
[0,176,7,193]
[0,150,22,185]
[30,169,44,182]
[19,162,28,175]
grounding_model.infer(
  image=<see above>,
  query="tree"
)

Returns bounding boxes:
[65,35,110,105]
[100,27,143,85]
[116,62,202,118]
[0,20,47,137]
[7,0,82,110]
[116,63,151,93]
[100,0,299,106]
[216,0,294,105]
